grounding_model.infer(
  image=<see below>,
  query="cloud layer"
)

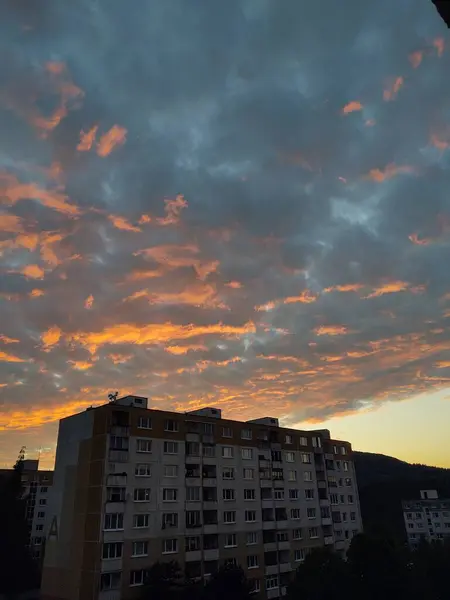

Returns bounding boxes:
[1,0,450,464]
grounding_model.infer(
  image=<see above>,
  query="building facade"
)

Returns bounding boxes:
[41,395,362,600]
[0,458,53,563]
[402,489,450,548]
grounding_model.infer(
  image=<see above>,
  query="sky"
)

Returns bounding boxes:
[1,0,450,470]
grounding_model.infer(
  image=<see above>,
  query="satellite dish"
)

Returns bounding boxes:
[108,391,119,402]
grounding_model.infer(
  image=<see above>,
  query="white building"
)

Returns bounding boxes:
[402,489,450,548]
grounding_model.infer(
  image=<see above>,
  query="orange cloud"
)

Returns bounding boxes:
[364,281,410,299]
[136,243,218,281]
[435,361,450,369]
[383,76,404,101]
[29,289,45,298]
[138,214,152,225]
[0,214,23,233]
[409,51,423,68]
[0,172,80,216]
[0,350,27,363]
[341,101,363,115]
[70,321,256,353]
[84,295,94,309]
[97,125,127,157]
[108,215,141,233]
[20,264,45,280]
[365,119,376,127]
[365,163,415,183]
[0,335,19,344]
[108,353,133,364]
[165,345,207,355]
[430,133,449,152]
[124,282,225,309]
[124,268,164,283]
[283,290,318,305]
[157,195,188,226]
[41,326,62,350]
[323,283,364,293]
[68,360,93,371]
[77,126,98,152]
[409,233,431,246]
[314,325,350,336]
[433,37,445,57]
[225,281,242,289]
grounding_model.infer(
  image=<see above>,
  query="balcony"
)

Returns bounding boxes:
[99,590,121,600]
[279,563,292,573]
[267,589,280,600]
[317,481,327,489]
[264,542,277,551]
[324,536,334,545]
[110,425,129,436]
[265,565,279,576]
[204,548,219,561]
[278,541,290,551]
[203,478,217,487]
[186,550,202,562]
[263,521,276,530]
[108,450,128,462]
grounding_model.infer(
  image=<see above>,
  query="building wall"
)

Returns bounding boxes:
[403,496,450,547]
[41,400,363,600]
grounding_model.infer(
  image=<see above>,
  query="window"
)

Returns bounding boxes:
[247,555,259,569]
[186,536,201,552]
[343,461,349,471]
[289,489,299,500]
[241,429,252,440]
[222,467,235,480]
[340,494,345,504]
[40,486,48,493]
[241,448,253,460]
[246,531,258,545]
[136,439,152,453]
[277,531,288,542]
[163,488,178,502]
[186,442,200,456]
[101,572,121,591]
[288,470,297,481]
[407,523,414,529]
[345,478,352,487]
[186,487,200,502]
[341,446,347,455]
[134,488,150,502]
[222,427,232,438]
[309,527,319,538]
[138,416,152,429]
[164,419,179,432]
[186,511,201,528]
[249,580,260,595]
[285,434,293,444]
[293,528,303,540]
[350,512,356,522]
[272,468,284,480]
[225,533,237,547]
[294,549,306,562]
[307,508,316,519]
[304,471,313,482]
[243,468,254,480]
[37,511,45,519]
[244,489,256,501]
[35,524,43,531]
[203,445,215,457]
[135,463,151,477]
[130,570,145,587]
[133,514,149,528]
[163,539,178,554]
[348,494,354,504]
[285,452,295,463]
[33,537,42,546]
[39,499,47,506]
[164,441,178,454]
[266,576,279,590]
[162,513,178,528]
[223,488,235,501]
[104,513,124,531]
[132,541,148,557]
[245,510,257,522]
[224,511,236,524]
[107,487,125,502]
[222,446,234,458]
[291,508,301,520]
[274,488,284,500]
[102,542,123,560]
[299,436,308,446]
[301,453,311,464]
[305,489,315,500]
[110,435,129,450]
[225,558,237,567]
[164,465,178,478]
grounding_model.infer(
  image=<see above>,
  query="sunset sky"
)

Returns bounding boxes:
[1,0,450,469]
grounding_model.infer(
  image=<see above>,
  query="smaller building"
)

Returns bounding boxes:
[402,489,450,548]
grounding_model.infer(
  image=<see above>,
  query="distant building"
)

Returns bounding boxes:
[402,489,450,548]
[0,458,53,563]
[41,395,363,600]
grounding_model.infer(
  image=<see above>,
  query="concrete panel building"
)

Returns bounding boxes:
[41,395,362,600]
[402,490,450,548]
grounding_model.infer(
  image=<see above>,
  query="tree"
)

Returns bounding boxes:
[203,564,253,600]
[141,561,187,600]
[286,547,350,600]
[0,449,40,599]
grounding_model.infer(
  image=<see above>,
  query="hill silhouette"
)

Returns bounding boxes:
[354,451,450,541]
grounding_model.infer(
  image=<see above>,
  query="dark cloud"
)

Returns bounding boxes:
[1,0,450,464]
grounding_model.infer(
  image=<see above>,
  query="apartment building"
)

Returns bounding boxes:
[402,489,450,548]
[0,458,53,562]
[41,395,362,600]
